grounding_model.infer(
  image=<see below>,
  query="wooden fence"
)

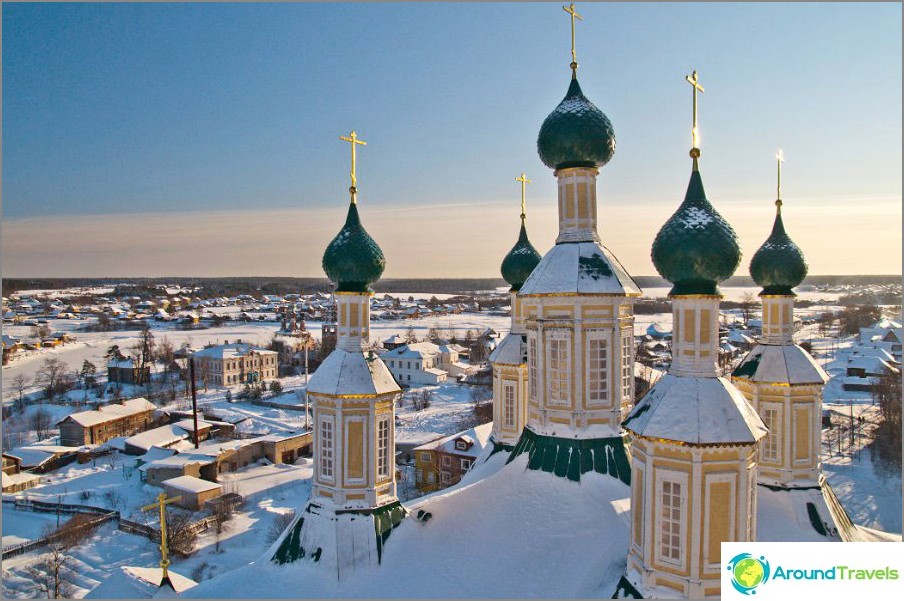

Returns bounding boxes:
[2,494,240,558]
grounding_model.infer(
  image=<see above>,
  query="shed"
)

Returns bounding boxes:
[161,476,222,510]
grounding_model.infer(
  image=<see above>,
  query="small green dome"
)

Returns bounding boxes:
[749,203,807,295]
[501,221,542,291]
[322,202,385,293]
[537,78,615,170]
[651,168,741,295]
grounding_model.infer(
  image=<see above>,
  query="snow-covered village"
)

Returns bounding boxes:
[2,2,902,600]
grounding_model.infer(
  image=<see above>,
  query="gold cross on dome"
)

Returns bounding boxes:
[775,148,785,207]
[339,130,367,203]
[775,149,785,209]
[684,70,705,155]
[141,492,183,581]
[515,172,532,220]
[562,3,583,75]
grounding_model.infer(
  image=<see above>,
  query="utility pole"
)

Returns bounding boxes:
[190,358,199,449]
[849,401,854,458]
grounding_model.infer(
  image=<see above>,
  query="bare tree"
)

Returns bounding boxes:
[404,326,418,344]
[29,514,99,598]
[10,373,31,413]
[870,370,902,477]
[265,511,296,544]
[30,407,54,440]
[739,292,757,326]
[37,357,68,402]
[131,323,155,386]
[156,336,175,368]
[162,509,198,558]
[31,324,51,341]
[817,311,836,337]
[210,482,241,553]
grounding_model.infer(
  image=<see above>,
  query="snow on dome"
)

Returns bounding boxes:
[519,241,641,296]
[488,333,525,365]
[306,349,400,397]
[184,451,632,598]
[623,374,767,445]
[732,344,829,385]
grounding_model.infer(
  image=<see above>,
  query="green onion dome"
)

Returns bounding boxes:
[501,221,542,292]
[651,168,741,295]
[322,202,386,293]
[749,201,807,295]
[537,78,616,170]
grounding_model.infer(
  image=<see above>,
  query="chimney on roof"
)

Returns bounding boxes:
[224,340,228,345]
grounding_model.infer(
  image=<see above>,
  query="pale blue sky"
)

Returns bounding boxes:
[3,2,901,277]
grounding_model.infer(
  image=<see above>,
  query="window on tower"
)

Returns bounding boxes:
[528,336,538,402]
[587,333,609,406]
[621,331,633,404]
[377,416,391,480]
[761,406,781,464]
[503,382,516,428]
[320,416,334,483]
[546,333,570,406]
[658,478,683,565]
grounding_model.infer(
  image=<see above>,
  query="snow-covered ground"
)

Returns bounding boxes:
[1,457,312,598]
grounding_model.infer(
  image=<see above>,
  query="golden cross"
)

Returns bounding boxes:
[562,3,583,75]
[515,172,532,220]
[141,492,182,580]
[775,149,784,207]
[684,70,705,154]
[339,130,367,203]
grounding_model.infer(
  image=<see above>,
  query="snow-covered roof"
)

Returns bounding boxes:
[382,334,405,344]
[2,471,40,488]
[59,398,156,427]
[851,346,896,363]
[732,344,829,385]
[727,330,755,344]
[162,475,221,494]
[842,376,876,386]
[172,419,213,432]
[86,566,197,598]
[306,349,401,397]
[623,374,767,445]
[519,241,641,296]
[846,356,898,375]
[184,451,633,598]
[413,423,493,458]
[488,332,525,365]
[193,343,276,360]
[107,357,136,368]
[647,322,671,335]
[383,342,441,360]
[6,447,59,468]
[147,453,217,470]
[125,424,191,453]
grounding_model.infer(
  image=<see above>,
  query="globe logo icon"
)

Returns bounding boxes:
[727,553,771,595]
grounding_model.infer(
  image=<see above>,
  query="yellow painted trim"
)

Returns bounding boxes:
[335,291,375,297]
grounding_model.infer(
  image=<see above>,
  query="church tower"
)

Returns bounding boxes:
[489,174,542,450]
[620,72,767,599]
[507,4,639,483]
[732,156,858,540]
[271,131,405,576]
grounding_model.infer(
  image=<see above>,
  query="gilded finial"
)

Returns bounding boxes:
[562,3,582,78]
[339,130,367,204]
[685,70,704,168]
[775,148,784,210]
[515,172,532,221]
